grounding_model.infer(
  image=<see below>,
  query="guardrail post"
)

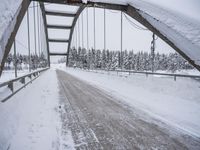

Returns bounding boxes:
[20,77,25,84]
[174,75,177,81]
[146,72,148,78]
[28,74,32,79]
[8,82,14,93]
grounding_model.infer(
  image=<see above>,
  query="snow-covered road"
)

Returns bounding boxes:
[62,67,200,139]
[56,69,200,149]
[1,67,200,149]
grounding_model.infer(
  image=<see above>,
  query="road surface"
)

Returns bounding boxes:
[56,69,200,150]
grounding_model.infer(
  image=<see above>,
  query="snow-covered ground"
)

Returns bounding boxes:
[0,64,200,149]
[56,65,200,138]
[0,68,48,83]
[0,70,29,83]
[0,69,74,150]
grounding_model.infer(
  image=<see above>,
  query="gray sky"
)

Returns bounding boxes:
[12,0,200,62]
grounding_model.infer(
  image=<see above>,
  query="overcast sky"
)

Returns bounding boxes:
[12,0,200,62]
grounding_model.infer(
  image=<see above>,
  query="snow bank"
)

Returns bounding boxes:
[63,67,200,138]
[0,69,74,150]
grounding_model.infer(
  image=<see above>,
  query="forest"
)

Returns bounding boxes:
[67,47,193,72]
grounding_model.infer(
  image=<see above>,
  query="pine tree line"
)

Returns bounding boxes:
[4,53,48,70]
[68,47,193,72]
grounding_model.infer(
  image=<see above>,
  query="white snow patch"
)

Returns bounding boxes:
[82,0,88,4]
[0,69,75,150]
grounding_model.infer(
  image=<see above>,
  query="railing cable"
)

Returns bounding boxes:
[27,8,31,72]
[104,8,106,51]
[78,18,80,49]
[75,25,78,50]
[13,40,17,78]
[86,7,89,50]
[81,12,84,49]
[120,11,123,70]
[33,1,37,56]
[37,3,41,57]
[123,13,148,31]
[93,6,96,50]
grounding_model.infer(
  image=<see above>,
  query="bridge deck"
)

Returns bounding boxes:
[0,68,200,149]
[56,69,200,149]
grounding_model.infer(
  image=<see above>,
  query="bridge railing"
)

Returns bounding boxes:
[85,68,200,81]
[0,68,49,103]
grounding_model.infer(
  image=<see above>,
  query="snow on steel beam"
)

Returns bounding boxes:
[1,0,200,73]
[33,0,126,11]
[40,2,51,67]
[32,0,83,5]
[66,5,85,65]
[125,5,200,72]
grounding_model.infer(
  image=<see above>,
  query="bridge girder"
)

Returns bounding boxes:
[0,0,31,76]
[0,0,200,76]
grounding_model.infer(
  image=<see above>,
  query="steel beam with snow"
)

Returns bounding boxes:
[66,5,85,65]
[34,0,200,71]
[1,0,200,73]
[32,0,83,5]
[0,0,31,76]
[125,5,200,71]
[40,2,51,67]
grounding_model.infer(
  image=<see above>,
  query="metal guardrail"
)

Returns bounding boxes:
[87,68,200,81]
[0,68,49,103]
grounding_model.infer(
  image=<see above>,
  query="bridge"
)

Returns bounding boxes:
[0,0,200,149]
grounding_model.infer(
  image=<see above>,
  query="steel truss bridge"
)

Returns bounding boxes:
[0,0,200,76]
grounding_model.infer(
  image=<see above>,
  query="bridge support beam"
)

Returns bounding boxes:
[125,5,200,72]
[66,5,85,66]
[1,0,200,73]
[40,2,51,67]
[0,0,31,76]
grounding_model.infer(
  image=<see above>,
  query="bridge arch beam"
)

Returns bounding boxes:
[1,0,200,75]
[66,1,200,71]
[66,5,85,65]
